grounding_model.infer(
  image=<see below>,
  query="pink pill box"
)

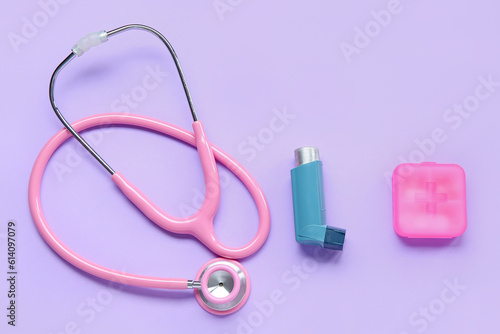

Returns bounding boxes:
[392,162,467,238]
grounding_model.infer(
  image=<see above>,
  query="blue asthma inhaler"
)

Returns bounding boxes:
[291,147,346,250]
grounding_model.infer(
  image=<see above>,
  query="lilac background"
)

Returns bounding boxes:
[1,0,500,333]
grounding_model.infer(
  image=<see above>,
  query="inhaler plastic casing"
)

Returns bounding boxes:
[291,147,345,250]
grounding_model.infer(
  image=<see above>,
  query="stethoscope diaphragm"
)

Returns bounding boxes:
[195,258,251,315]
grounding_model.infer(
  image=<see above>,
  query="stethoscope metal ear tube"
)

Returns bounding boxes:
[49,24,198,175]
[30,24,270,315]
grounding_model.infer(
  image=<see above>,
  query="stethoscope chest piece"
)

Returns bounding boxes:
[195,258,251,315]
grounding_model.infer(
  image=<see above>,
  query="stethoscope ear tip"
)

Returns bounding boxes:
[195,258,251,315]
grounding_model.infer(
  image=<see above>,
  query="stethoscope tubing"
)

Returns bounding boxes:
[29,113,271,291]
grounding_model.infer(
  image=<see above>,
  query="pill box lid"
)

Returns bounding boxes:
[392,162,467,238]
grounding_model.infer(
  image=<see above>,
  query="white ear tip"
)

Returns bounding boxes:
[72,30,108,56]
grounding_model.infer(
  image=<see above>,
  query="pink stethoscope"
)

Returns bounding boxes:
[28,24,270,315]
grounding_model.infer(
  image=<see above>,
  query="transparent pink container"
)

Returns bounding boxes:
[392,162,467,238]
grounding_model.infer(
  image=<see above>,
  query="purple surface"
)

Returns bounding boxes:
[1,1,500,333]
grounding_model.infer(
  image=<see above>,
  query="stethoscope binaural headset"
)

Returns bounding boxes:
[28,24,271,315]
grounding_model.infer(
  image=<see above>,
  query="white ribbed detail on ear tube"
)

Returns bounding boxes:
[71,30,108,56]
